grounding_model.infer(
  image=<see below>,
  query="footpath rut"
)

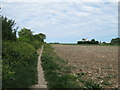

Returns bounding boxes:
[32,45,47,88]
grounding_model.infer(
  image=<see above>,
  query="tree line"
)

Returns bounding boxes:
[2,16,46,44]
[77,38,120,45]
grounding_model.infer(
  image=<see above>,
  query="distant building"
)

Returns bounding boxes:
[82,38,89,41]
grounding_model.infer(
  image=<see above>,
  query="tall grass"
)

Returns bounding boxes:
[41,44,80,88]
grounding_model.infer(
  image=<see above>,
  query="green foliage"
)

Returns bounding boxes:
[102,81,111,86]
[18,28,33,42]
[33,33,46,42]
[102,42,106,44]
[18,28,46,43]
[111,38,120,44]
[31,40,43,49]
[17,36,31,43]
[41,44,80,88]
[17,28,46,50]
[2,41,38,88]
[77,41,99,44]
[18,28,33,38]
[77,39,99,44]
[2,16,46,88]
[2,16,17,41]
[91,39,95,41]
[18,28,46,49]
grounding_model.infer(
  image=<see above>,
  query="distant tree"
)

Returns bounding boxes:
[102,42,106,44]
[38,33,46,41]
[34,33,46,42]
[111,38,120,44]
[91,39,95,41]
[77,40,99,44]
[2,16,18,41]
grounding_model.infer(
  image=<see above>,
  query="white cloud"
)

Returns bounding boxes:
[2,0,119,2]
[81,6,102,13]
[68,11,90,17]
[2,1,118,43]
[71,23,86,27]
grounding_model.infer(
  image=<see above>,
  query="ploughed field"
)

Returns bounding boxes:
[51,44,118,88]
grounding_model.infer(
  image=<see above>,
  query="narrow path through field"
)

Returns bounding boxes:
[32,45,47,88]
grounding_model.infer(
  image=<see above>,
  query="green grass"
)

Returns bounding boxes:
[105,75,113,79]
[41,44,80,88]
[102,81,112,86]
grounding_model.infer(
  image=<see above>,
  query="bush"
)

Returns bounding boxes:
[17,37,43,49]
[111,38,120,44]
[2,41,38,88]
[30,40,43,49]
[77,41,99,44]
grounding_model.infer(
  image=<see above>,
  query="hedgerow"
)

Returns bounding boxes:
[2,41,38,88]
[2,16,45,88]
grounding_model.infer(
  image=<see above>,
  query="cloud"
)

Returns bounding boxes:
[81,5,102,13]
[2,0,119,2]
[2,1,118,43]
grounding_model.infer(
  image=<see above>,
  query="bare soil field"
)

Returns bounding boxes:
[51,44,118,88]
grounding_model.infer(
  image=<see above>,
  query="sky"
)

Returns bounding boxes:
[1,0,118,43]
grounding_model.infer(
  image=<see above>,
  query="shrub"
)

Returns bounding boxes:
[2,41,38,88]
[31,40,43,49]
[77,41,99,44]
[111,38,120,44]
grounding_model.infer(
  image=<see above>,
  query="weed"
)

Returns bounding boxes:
[76,72,87,77]
[105,75,113,79]
[102,81,112,86]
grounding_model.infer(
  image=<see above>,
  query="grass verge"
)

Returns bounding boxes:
[41,44,80,88]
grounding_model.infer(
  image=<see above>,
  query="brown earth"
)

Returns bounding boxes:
[51,44,118,88]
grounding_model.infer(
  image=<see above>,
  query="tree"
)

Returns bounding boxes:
[91,39,95,41]
[18,28,33,38]
[38,33,46,41]
[18,28,33,42]
[2,16,18,41]
[18,28,46,43]
[111,38,120,44]
[102,42,106,44]
[33,33,46,42]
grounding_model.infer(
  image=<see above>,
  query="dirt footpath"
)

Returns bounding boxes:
[52,45,118,88]
[32,45,47,88]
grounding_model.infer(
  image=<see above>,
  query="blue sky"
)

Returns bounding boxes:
[2,0,118,43]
